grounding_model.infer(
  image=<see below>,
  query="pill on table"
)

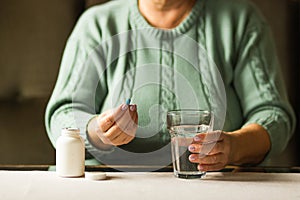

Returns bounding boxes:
[85,172,107,180]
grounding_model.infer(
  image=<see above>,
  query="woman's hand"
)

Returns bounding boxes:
[87,103,138,149]
[188,124,271,171]
[188,130,233,172]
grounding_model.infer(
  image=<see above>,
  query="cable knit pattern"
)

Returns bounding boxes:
[159,32,175,133]
[121,35,137,103]
[249,44,277,102]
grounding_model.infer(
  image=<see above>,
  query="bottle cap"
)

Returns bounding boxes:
[85,172,107,180]
[62,127,80,136]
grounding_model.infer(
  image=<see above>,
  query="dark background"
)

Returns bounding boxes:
[0,0,299,166]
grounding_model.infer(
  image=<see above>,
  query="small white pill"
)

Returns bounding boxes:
[85,172,107,180]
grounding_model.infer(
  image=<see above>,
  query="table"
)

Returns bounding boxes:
[0,168,300,200]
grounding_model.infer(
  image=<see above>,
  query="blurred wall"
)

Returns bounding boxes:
[0,0,299,165]
[0,0,84,99]
[0,0,84,164]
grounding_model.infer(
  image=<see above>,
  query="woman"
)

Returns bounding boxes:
[45,0,295,171]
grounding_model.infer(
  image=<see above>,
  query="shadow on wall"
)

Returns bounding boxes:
[287,0,300,166]
[0,0,299,165]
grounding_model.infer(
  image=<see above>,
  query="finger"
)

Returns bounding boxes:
[114,111,137,145]
[102,111,137,145]
[199,153,225,165]
[198,163,225,172]
[193,130,223,144]
[101,107,137,146]
[115,104,137,135]
[97,130,114,145]
[188,141,224,155]
[123,110,138,137]
[189,153,225,165]
[109,132,129,146]
[129,104,137,112]
[113,132,134,145]
[188,143,201,153]
[97,104,128,132]
[103,125,122,142]
[206,141,224,155]
[109,130,135,146]
[199,141,224,155]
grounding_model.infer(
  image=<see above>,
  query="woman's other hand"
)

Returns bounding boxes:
[188,124,271,172]
[188,130,232,171]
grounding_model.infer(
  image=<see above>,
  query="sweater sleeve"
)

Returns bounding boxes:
[45,2,132,161]
[44,19,114,159]
[233,9,296,162]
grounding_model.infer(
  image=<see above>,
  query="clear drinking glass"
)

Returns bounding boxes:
[167,110,214,179]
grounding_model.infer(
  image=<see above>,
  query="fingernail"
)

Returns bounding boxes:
[122,104,128,111]
[189,155,196,161]
[130,105,136,111]
[194,136,201,141]
[188,145,195,151]
[199,165,204,171]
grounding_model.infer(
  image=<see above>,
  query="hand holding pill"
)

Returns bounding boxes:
[87,99,138,147]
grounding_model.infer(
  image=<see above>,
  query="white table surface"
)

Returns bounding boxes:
[0,171,299,200]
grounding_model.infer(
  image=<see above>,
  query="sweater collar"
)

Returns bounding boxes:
[129,0,204,37]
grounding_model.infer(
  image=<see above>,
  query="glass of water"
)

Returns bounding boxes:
[167,110,214,179]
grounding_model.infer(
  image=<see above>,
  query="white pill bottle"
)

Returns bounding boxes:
[56,128,85,177]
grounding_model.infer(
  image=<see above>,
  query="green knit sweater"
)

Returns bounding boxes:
[45,0,295,165]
